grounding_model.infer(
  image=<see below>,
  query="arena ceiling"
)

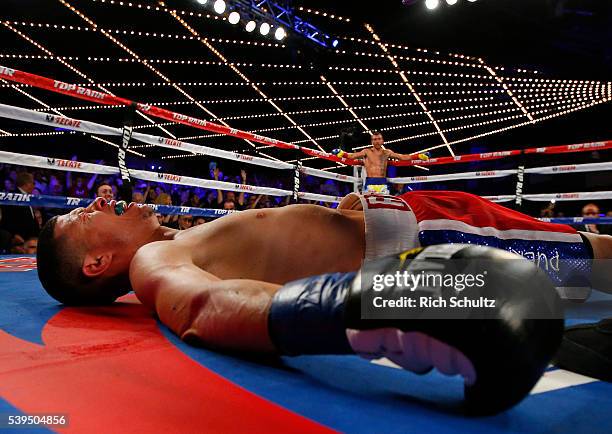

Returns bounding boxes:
[0,0,610,175]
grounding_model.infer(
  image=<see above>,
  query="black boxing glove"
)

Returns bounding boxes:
[268,244,564,415]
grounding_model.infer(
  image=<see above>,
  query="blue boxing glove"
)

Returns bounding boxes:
[330,148,348,159]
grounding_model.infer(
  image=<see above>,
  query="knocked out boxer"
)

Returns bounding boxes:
[36,191,612,414]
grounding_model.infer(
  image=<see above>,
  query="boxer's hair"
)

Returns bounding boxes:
[371,131,383,137]
[37,216,118,305]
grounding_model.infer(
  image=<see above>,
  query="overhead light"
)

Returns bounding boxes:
[245,20,257,32]
[274,26,286,40]
[468,0,477,2]
[213,0,226,14]
[228,11,240,24]
[446,0,458,4]
[260,22,270,36]
[196,0,208,4]
[332,39,339,48]
[425,0,440,9]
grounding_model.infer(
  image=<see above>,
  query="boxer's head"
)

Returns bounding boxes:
[371,131,384,149]
[37,198,159,305]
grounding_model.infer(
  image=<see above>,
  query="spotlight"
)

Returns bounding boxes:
[425,0,440,9]
[213,0,226,14]
[228,11,240,24]
[446,0,458,4]
[259,22,270,36]
[245,20,256,32]
[468,0,477,2]
[196,0,208,4]
[332,39,339,48]
[274,26,286,40]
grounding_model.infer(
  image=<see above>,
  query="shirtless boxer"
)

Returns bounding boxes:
[36,191,611,414]
[331,131,429,194]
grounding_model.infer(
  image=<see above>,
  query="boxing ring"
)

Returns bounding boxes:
[1,258,612,433]
[1,66,612,433]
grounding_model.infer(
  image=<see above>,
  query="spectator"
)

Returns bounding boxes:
[194,217,207,226]
[155,193,178,227]
[203,190,217,208]
[0,172,39,245]
[539,203,555,218]
[67,176,88,198]
[214,168,246,210]
[24,237,38,255]
[179,190,190,206]
[0,208,12,254]
[132,191,146,204]
[4,179,15,192]
[47,174,66,196]
[246,194,262,209]
[222,200,236,211]
[177,214,193,230]
[33,209,44,233]
[189,193,201,208]
[96,184,114,202]
[602,210,612,235]
[577,203,601,234]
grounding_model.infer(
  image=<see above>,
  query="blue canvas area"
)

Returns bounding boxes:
[1,256,612,434]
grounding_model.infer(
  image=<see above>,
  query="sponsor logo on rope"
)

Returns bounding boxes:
[480,151,512,158]
[53,81,107,100]
[236,184,255,192]
[173,113,208,127]
[552,165,577,172]
[45,114,82,128]
[476,171,496,176]
[46,158,83,169]
[157,173,182,182]
[0,192,31,202]
[118,125,132,181]
[66,198,81,206]
[556,193,580,199]
[236,154,254,161]
[157,137,182,148]
[0,66,16,77]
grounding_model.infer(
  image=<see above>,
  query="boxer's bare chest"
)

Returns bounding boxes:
[363,149,389,175]
[169,205,365,284]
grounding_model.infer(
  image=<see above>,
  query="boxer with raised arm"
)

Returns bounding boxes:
[331,131,429,194]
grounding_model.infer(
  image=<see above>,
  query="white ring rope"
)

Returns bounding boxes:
[0,149,341,202]
[0,102,357,184]
[388,161,612,184]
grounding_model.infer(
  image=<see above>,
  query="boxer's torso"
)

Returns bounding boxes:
[362,148,389,177]
[132,205,366,286]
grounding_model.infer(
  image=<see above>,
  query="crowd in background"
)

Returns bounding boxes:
[0,162,610,255]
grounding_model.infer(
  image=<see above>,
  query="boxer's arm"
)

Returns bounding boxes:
[345,149,367,160]
[387,150,429,161]
[131,260,280,352]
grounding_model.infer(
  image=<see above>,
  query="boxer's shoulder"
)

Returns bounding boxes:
[129,240,195,306]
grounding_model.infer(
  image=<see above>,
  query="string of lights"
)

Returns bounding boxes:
[58,0,288,163]
[290,92,607,147]
[161,1,326,152]
[1,22,176,140]
[29,91,595,149]
[3,19,286,47]
[365,23,453,155]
